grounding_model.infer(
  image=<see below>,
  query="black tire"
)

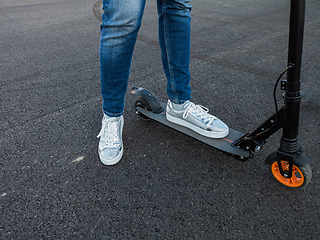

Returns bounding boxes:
[134,96,152,121]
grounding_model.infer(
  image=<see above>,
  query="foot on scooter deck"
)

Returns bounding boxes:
[135,101,250,159]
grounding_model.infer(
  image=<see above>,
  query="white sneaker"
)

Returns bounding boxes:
[97,114,124,165]
[166,100,229,138]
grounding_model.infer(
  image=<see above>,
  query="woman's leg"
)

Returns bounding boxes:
[100,0,146,116]
[157,0,192,104]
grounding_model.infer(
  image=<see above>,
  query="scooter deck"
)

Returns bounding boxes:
[137,102,250,158]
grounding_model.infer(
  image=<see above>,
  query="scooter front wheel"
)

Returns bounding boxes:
[270,160,312,188]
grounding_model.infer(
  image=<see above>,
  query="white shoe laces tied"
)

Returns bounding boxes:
[97,119,121,151]
[183,102,217,128]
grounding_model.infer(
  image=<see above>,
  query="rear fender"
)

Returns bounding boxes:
[131,86,164,114]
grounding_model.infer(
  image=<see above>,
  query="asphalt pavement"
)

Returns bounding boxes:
[1,0,320,239]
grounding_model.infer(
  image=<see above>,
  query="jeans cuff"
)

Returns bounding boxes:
[169,98,191,105]
[103,111,123,118]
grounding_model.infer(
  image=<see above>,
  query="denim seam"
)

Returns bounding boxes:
[162,0,179,102]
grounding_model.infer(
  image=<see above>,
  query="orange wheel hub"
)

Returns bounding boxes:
[271,161,304,187]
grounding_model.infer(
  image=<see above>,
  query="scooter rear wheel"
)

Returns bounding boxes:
[134,96,152,121]
[270,160,312,188]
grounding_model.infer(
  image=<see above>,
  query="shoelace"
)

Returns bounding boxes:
[97,119,121,150]
[182,102,217,127]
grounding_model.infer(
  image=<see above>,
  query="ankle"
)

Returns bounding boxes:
[170,100,190,111]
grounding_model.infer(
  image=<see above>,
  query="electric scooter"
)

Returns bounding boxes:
[132,0,312,188]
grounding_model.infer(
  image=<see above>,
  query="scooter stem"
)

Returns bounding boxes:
[280,0,306,153]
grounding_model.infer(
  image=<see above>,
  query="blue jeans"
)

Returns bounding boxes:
[100,0,192,117]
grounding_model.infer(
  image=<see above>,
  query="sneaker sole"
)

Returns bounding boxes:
[166,113,229,138]
[99,146,123,166]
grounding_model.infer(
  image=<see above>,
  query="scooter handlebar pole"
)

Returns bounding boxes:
[281,0,306,152]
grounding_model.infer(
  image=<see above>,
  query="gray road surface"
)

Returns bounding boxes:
[1,0,320,239]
